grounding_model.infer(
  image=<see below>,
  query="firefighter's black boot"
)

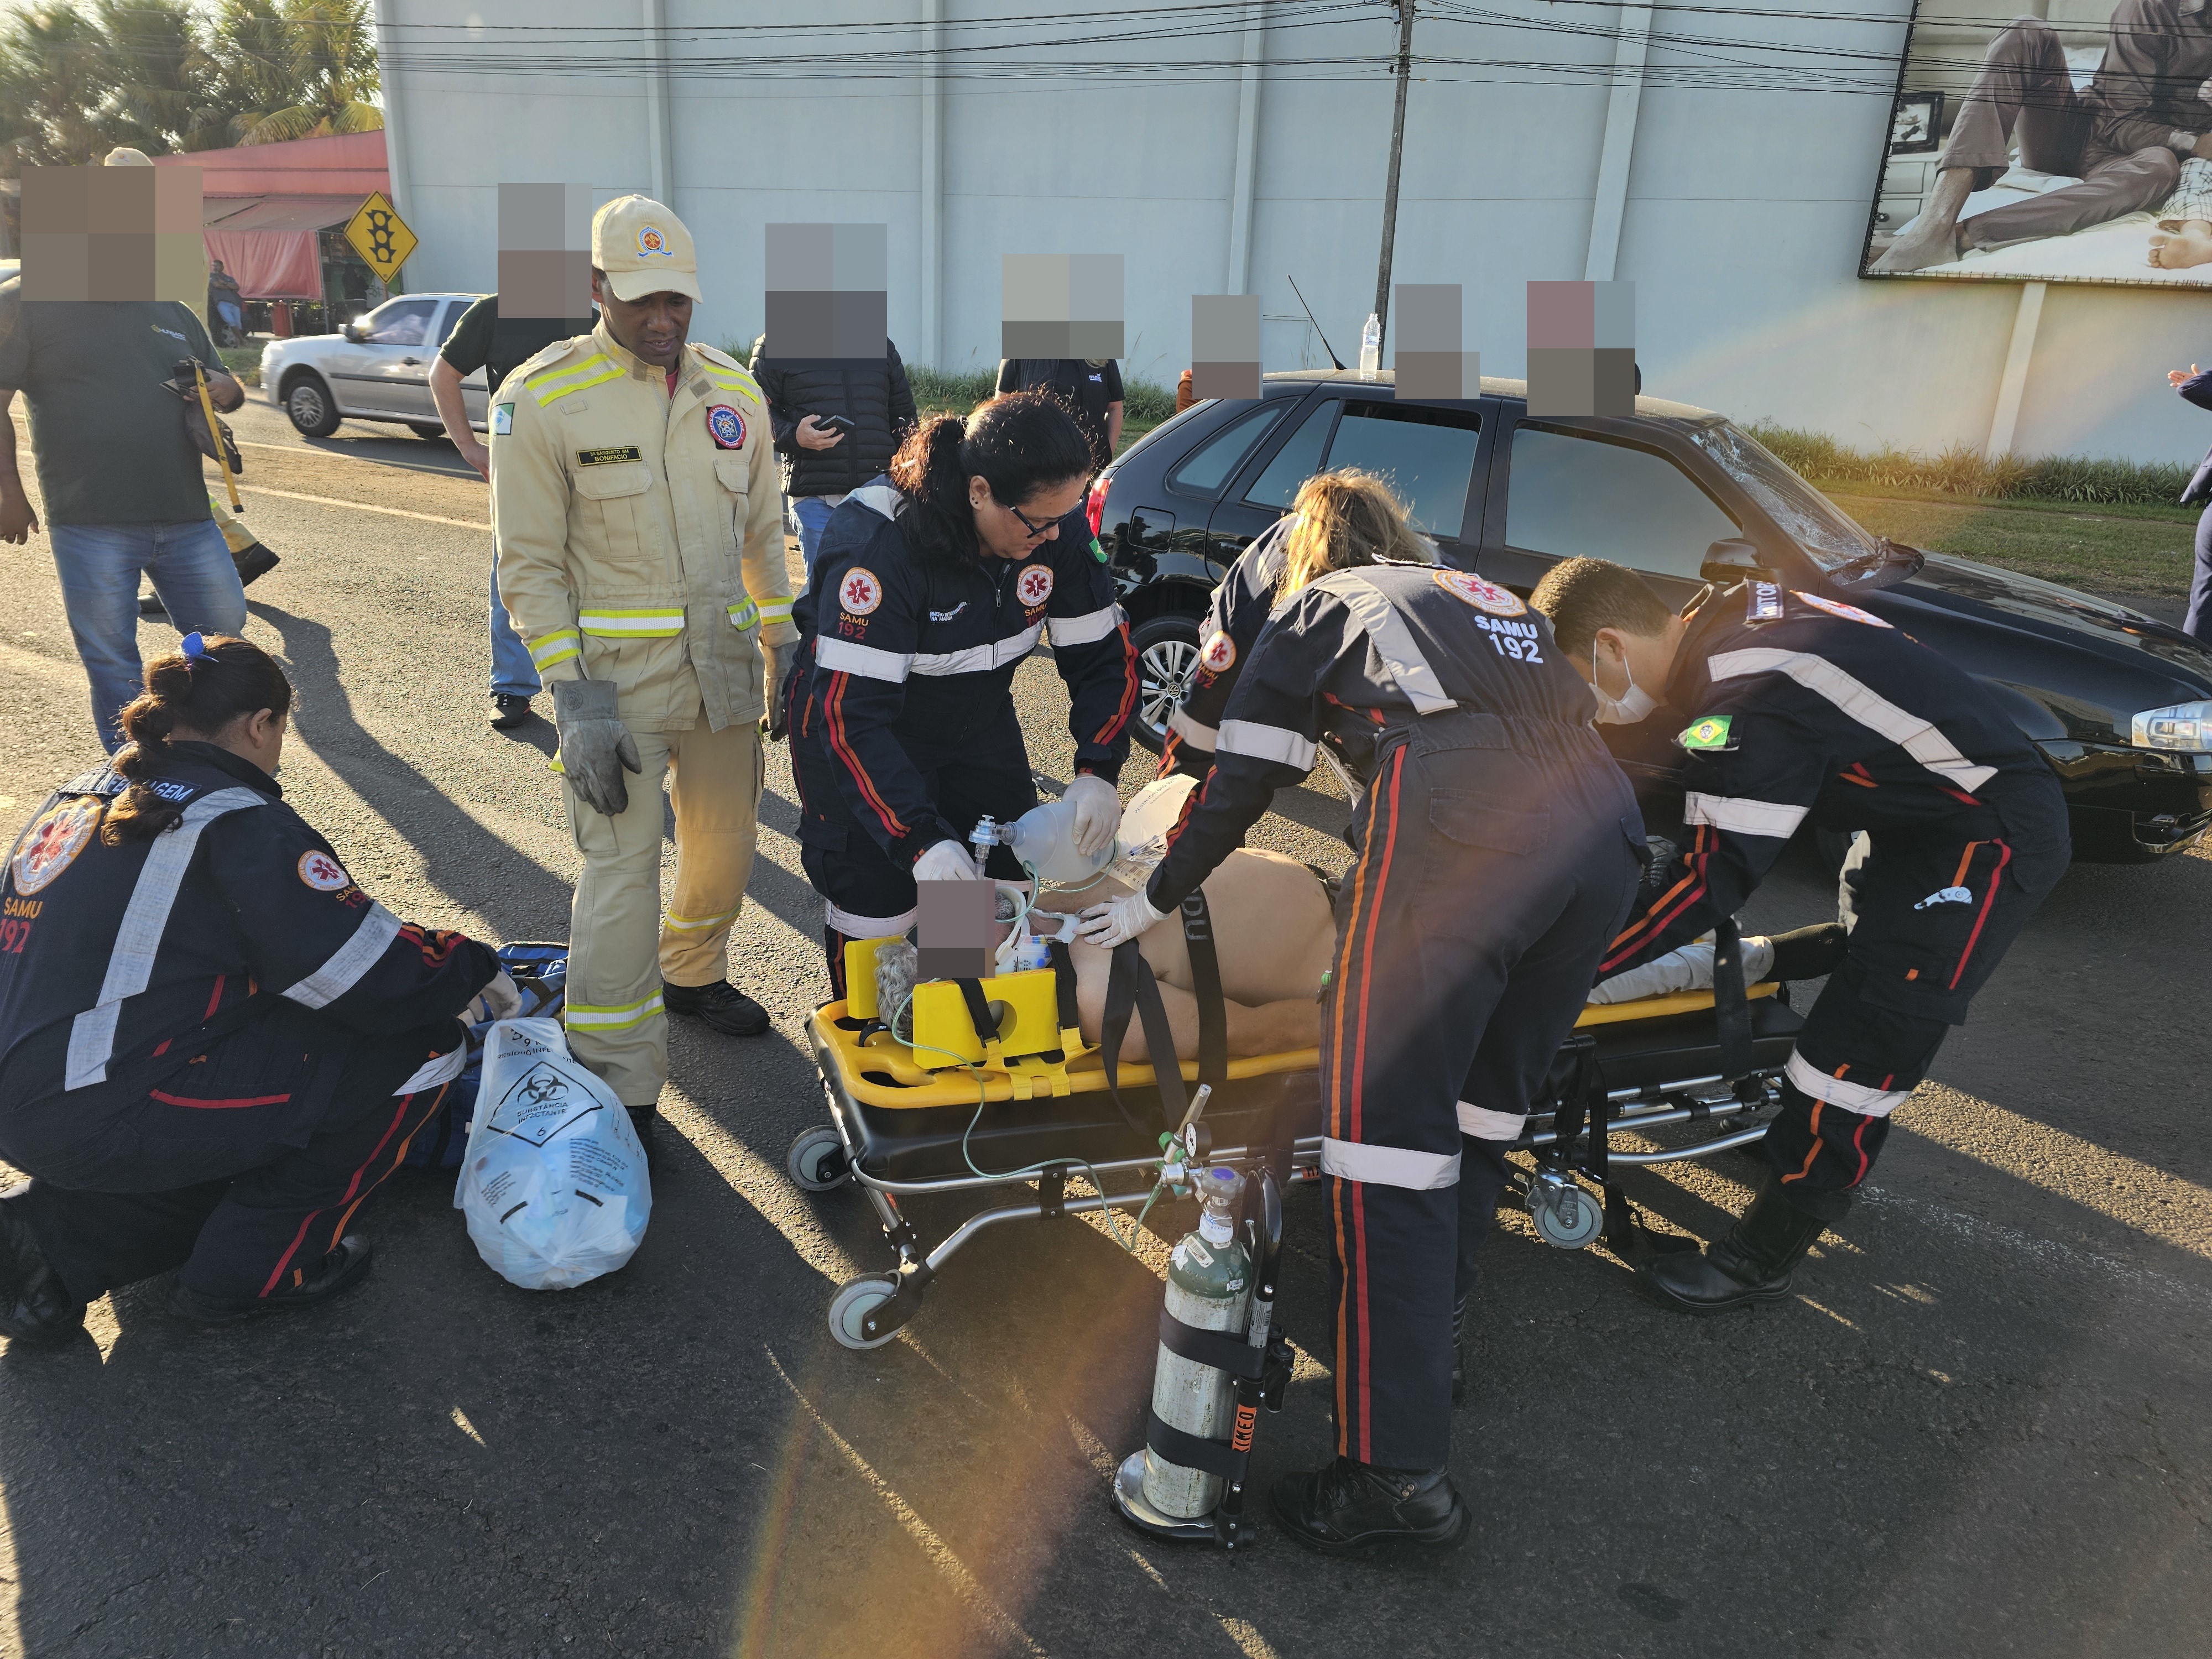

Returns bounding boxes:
[1639,1173,1837,1314]
[1272,1458,1470,1556]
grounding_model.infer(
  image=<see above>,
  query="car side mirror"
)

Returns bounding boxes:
[341,322,364,343]
[1700,538,1775,585]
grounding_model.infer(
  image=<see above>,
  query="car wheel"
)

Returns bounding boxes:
[409,422,448,441]
[283,373,341,437]
[1129,611,1203,755]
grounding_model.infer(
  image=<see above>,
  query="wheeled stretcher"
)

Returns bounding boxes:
[786,914,1807,1352]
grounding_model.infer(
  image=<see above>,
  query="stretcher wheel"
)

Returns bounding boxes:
[787,1125,850,1192]
[828,1275,902,1350]
[1529,1174,1605,1249]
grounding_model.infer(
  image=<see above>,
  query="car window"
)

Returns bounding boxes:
[1320,404,1481,536]
[434,301,465,346]
[361,298,438,346]
[1243,398,1338,509]
[1504,425,1740,581]
[1672,419,1875,571]
[1165,401,1290,499]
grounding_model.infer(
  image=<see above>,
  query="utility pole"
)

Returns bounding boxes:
[1373,0,1415,354]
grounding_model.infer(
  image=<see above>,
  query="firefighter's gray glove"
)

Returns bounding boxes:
[550,678,642,817]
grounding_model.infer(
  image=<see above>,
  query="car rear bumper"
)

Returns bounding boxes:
[2041,740,2212,863]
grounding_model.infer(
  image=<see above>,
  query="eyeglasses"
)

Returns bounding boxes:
[1002,499,1057,540]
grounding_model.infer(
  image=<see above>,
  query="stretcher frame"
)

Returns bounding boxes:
[791,975,1803,1348]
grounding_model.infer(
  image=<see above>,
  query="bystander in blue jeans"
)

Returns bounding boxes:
[792,494,839,588]
[490,562,541,699]
[50,519,248,752]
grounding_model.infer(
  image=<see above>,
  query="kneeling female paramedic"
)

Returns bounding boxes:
[1077,475,1644,1555]
[0,635,515,1340]
[787,393,1139,988]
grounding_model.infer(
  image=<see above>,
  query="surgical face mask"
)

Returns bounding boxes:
[1590,640,1658,726]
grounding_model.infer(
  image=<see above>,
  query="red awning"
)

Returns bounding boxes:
[204,195,360,233]
[153,134,391,302]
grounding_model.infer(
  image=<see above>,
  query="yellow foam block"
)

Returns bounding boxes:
[910,967,1063,1066]
[842,936,902,1021]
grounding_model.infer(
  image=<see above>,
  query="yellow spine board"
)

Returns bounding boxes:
[910,967,1063,1065]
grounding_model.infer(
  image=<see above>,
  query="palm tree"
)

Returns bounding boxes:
[94,1,231,155]
[0,6,127,170]
[211,0,382,147]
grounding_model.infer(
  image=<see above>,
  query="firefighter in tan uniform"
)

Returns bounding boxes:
[490,197,797,1135]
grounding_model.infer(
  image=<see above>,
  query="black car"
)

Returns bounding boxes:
[1085,371,2212,863]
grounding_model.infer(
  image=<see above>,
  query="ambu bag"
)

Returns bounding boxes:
[455,1018,652,1290]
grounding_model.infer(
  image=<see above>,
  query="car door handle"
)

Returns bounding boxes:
[400,356,421,366]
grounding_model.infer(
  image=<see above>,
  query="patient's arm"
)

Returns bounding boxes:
[1068,936,1319,1062]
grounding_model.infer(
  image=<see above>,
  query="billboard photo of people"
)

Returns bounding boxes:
[1864,0,2212,286]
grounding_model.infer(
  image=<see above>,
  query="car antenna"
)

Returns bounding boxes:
[1287,275,1345,371]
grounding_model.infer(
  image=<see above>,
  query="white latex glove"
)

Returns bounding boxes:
[464,968,521,1025]
[1062,772,1122,858]
[912,839,982,882]
[1077,887,1172,950]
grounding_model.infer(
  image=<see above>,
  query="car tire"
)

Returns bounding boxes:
[283,373,341,437]
[1129,611,1204,755]
[409,422,447,441]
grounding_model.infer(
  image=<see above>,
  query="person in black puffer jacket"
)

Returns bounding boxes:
[750,335,920,584]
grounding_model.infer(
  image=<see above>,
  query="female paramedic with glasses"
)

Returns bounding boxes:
[785,393,1140,990]
[1076,480,1645,1557]
[0,634,517,1342]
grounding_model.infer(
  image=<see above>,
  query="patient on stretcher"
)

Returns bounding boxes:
[1014,780,1844,1063]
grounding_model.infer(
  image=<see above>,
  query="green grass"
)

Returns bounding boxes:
[1749,420,2193,509]
[1833,492,2197,599]
[217,343,262,386]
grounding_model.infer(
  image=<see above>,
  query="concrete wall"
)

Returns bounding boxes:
[373,0,2212,465]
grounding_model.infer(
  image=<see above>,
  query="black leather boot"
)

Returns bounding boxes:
[1272,1457,1470,1555]
[0,1197,87,1344]
[1639,1174,1837,1314]
[168,1236,373,1326]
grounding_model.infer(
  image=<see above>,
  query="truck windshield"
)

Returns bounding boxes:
[1672,419,1878,571]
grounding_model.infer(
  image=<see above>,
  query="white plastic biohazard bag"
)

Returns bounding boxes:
[455,1018,652,1290]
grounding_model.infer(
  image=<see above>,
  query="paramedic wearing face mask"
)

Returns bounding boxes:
[1530,558,2070,1316]
[787,394,1139,989]
[1078,472,1643,1556]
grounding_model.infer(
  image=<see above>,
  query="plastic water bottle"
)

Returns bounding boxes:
[1359,312,1381,380]
[1000,797,1112,885]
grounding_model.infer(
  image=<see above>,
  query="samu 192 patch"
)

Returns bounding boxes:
[1679,715,1733,752]
[576,446,643,467]
[491,403,514,437]
[9,797,103,896]
[708,405,746,449]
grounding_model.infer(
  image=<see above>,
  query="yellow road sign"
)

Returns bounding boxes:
[343,192,418,284]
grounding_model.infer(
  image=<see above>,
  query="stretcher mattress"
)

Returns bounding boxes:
[810,985,1802,1186]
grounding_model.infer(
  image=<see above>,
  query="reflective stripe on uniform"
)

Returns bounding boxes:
[698,362,763,400]
[1455,1102,1527,1141]
[1167,704,1218,752]
[1310,570,1459,716]
[1709,647,1999,795]
[911,623,1041,677]
[393,1042,469,1096]
[64,787,269,1090]
[664,903,742,933]
[526,354,623,404]
[580,608,685,638]
[1785,1051,1914,1118]
[564,990,665,1032]
[282,904,403,1009]
[1683,791,1811,839]
[814,637,914,682]
[727,596,759,630]
[827,901,918,938]
[1047,603,1122,646]
[757,597,794,628]
[1320,1136,1462,1190]
[1218,717,1318,771]
[529,628,581,670]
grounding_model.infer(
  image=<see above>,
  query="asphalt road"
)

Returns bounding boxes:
[2,395,2208,1659]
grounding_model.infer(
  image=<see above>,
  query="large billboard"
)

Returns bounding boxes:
[1863,1,2212,288]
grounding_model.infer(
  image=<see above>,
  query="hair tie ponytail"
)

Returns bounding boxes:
[886,393,1092,570]
[103,634,294,844]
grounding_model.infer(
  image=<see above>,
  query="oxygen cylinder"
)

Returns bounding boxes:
[1000,797,1113,886]
[1140,1167,1253,1520]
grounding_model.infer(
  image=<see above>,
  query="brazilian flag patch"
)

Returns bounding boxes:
[1680,716,1733,752]
[1089,535,1109,565]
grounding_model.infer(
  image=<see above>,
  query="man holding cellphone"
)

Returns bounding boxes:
[749,333,919,583]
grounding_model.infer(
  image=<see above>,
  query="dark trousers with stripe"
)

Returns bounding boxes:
[792,703,1036,1000]
[1766,809,2069,1207]
[0,1005,462,1308]
[1323,719,1641,1471]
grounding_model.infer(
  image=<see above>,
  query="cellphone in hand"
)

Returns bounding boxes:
[813,414,855,431]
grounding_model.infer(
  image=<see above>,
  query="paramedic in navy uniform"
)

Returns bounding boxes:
[1077,473,1644,1556]
[787,393,1140,988]
[0,634,517,1341]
